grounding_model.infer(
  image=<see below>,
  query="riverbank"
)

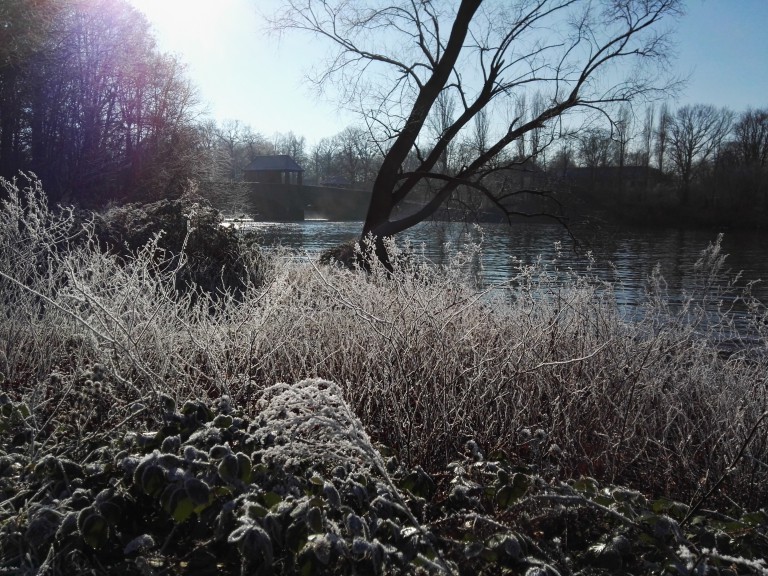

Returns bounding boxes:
[2,179,767,574]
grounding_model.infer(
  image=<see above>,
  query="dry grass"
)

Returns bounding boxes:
[2,175,767,510]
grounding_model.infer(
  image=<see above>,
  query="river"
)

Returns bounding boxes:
[234,219,768,338]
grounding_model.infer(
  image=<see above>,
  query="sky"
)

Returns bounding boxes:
[126,0,768,148]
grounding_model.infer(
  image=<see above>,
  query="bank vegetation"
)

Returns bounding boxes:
[1,177,767,574]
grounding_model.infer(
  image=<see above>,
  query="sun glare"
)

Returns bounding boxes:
[127,0,230,51]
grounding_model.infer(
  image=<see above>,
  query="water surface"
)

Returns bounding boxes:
[233,219,767,338]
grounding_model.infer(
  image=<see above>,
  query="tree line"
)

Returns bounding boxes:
[0,0,397,203]
[2,0,765,229]
[208,100,767,227]
[0,0,207,204]
[551,103,768,222]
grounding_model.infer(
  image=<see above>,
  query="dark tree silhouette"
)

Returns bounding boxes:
[734,108,768,168]
[668,104,733,204]
[0,0,201,204]
[272,0,683,251]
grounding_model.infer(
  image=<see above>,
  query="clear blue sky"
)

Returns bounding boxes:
[127,0,768,147]
[675,0,768,112]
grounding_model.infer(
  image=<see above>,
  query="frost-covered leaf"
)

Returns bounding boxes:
[306,506,323,533]
[209,444,232,460]
[77,508,109,549]
[185,477,211,505]
[496,473,531,508]
[236,452,252,483]
[169,488,196,523]
[213,414,233,429]
[124,534,156,555]
[464,540,484,558]
[217,454,240,484]
[229,524,274,564]
[400,466,436,499]
[262,491,282,509]
[140,463,166,497]
[573,477,599,495]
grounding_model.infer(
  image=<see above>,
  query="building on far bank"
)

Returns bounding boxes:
[243,155,304,185]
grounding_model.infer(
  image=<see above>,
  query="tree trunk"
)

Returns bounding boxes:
[360,0,483,242]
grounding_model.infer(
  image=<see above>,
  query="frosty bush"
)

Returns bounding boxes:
[92,189,265,299]
[2,386,767,575]
[0,174,766,520]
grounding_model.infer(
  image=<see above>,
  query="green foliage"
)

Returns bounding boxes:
[3,386,768,575]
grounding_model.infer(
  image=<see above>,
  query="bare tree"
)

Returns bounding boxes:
[310,137,336,184]
[217,120,247,181]
[0,0,61,177]
[613,105,633,169]
[668,104,733,203]
[550,140,575,177]
[473,108,491,157]
[529,91,547,165]
[272,0,682,250]
[274,131,308,166]
[639,104,654,169]
[213,120,272,181]
[332,126,381,187]
[514,95,527,160]
[655,102,670,173]
[1,0,202,202]
[611,104,633,195]
[426,90,457,174]
[578,128,611,171]
[733,108,768,168]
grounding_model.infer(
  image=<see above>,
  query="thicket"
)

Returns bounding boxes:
[1,176,767,574]
[91,191,266,299]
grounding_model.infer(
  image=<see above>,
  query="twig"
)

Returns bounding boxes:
[0,268,161,395]
[682,410,768,527]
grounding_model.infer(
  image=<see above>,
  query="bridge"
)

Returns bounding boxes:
[199,182,373,221]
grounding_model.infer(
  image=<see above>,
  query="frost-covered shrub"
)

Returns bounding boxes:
[1,175,766,526]
[0,175,270,389]
[93,190,265,298]
[245,234,768,511]
[0,379,448,574]
[2,382,766,575]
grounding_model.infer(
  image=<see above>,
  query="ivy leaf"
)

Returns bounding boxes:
[496,473,531,508]
[741,510,768,528]
[124,534,156,556]
[306,506,324,533]
[77,508,109,549]
[573,477,599,495]
[185,477,211,506]
[141,464,166,497]
[136,432,159,450]
[401,466,436,499]
[170,488,196,523]
[218,454,240,485]
[209,444,232,460]
[236,452,252,484]
[15,402,31,419]
[213,414,233,429]
[496,485,520,509]
[262,491,282,509]
[464,540,484,559]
